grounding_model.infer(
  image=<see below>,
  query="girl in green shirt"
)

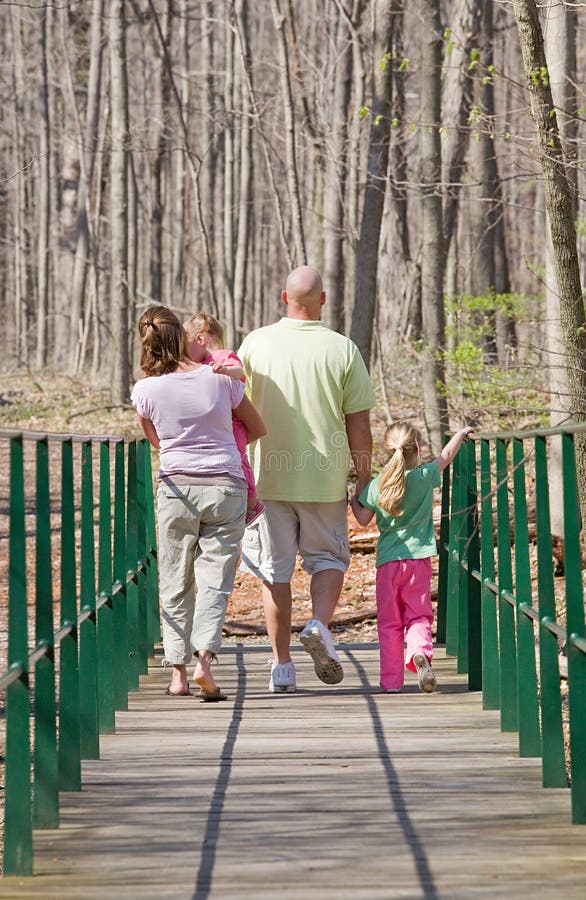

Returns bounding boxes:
[351,422,473,693]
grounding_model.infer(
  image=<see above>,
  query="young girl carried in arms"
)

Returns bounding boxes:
[350,421,474,693]
[184,311,264,526]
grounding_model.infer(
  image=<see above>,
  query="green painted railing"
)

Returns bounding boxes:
[2,422,584,879]
[0,430,159,875]
[437,424,586,825]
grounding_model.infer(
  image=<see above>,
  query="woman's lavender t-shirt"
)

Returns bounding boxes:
[130,366,245,478]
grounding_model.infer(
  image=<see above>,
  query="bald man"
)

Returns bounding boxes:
[238,266,374,693]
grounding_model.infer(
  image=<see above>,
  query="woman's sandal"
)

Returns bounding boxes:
[165,684,193,697]
[197,687,228,703]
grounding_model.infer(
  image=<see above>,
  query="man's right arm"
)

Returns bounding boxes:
[345,409,372,495]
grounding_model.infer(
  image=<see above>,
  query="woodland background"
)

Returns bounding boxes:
[1,0,586,457]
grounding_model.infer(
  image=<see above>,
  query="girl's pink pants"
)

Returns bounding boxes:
[376,557,434,691]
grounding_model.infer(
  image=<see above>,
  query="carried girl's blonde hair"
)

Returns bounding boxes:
[378,421,422,516]
[184,311,225,348]
[138,305,188,376]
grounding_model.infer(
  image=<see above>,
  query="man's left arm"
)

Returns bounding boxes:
[345,409,372,495]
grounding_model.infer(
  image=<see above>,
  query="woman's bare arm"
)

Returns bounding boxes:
[138,416,160,449]
[233,395,267,444]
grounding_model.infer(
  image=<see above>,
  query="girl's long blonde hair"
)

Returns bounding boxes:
[378,421,422,516]
[138,305,188,376]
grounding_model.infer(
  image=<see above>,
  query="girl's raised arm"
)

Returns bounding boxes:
[435,427,474,473]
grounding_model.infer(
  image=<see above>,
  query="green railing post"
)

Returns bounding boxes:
[136,439,149,671]
[495,438,518,732]
[112,440,129,709]
[33,438,59,829]
[0,427,163,876]
[3,436,33,875]
[465,440,482,690]
[479,439,499,709]
[445,449,463,658]
[511,438,541,758]
[144,445,160,649]
[456,444,469,674]
[58,439,81,792]
[98,441,116,734]
[126,440,140,690]
[534,435,567,788]
[562,431,586,823]
[436,463,451,645]
[79,440,99,759]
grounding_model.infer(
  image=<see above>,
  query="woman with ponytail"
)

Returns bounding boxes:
[131,305,266,701]
[350,421,473,694]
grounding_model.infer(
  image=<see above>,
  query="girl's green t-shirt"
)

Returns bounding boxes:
[359,461,441,565]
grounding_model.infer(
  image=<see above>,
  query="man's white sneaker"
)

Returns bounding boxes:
[269,660,296,693]
[299,618,344,685]
[413,652,437,693]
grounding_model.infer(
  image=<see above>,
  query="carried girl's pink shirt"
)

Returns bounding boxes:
[204,349,256,502]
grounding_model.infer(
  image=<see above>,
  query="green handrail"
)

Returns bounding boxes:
[33,437,58,830]
[4,436,32,874]
[0,430,159,876]
[511,438,540,758]
[439,423,586,824]
[98,441,115,734]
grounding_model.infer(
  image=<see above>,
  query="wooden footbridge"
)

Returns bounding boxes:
[2,643,586,900]
[1,426,585,898]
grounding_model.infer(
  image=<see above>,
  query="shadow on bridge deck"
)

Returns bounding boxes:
[1,644,584,899]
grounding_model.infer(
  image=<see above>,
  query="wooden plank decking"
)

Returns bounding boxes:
[2,644,585,900]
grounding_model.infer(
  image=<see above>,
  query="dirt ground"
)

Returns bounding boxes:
[222,504,443,647]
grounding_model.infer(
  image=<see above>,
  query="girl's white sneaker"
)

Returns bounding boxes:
[413,653,437,693]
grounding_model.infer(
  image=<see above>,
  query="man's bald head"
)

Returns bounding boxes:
[283,266,325,319]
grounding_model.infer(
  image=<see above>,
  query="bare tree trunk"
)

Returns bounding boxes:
[344,0,367,332]
[223,5,237,346]
[110,0,130,403]
[492,7,516,361]
[91,95,110,378]
[10,10,28,366]
[323,4,353,333]
[68,0,104,373]
[233,1,293,271]
[350,0,395,365]
[441,0,481,256]
[147,0,218,316]
[36,7,51,369]
[468,0,498,358]
[270,0,306,266]
[127,151,138,367]
[285,0,323,270]
[512,0,586,526]
[172,0,189,304]
[150,1,172,305]
[379,1,420,342]
[420,0,449,453]
[199,4,216,306]
[233,59,252,340]
[543,0,577,536]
